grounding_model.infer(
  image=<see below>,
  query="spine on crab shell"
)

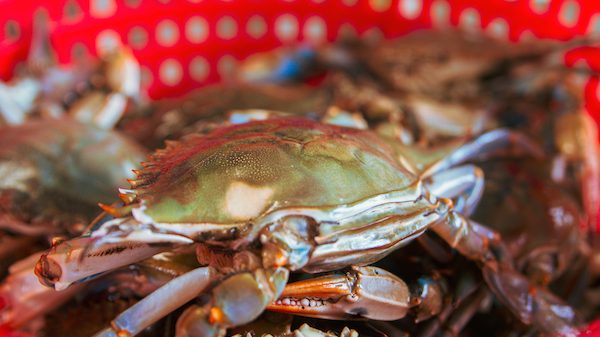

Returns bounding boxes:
[126,176,158,190]
[98,202,135,218]
[131,169,160,183]
[139,161,159,173]
[118,191,137,204]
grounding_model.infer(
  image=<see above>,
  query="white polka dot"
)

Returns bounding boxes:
[431,0,450,27]
[189,56,209,81]
[90,0,116,18]
[128,26,148,50]
[398,0,421,19]
[247,15,267,39]
[275,14,299,42]
[459,8,481,31]
[218,55,237,80]
[159,59,183,86]
[141,66,153,88]
[96,29,122,55]
[369,0,391,12]
[529,0,550,14]
[304,16,327,44]
[486,18,509,39]
[156,20,179,47]
[587,14,600,36]
[185,16,209,43]
[559,0,580,28]
[216,16,237,40]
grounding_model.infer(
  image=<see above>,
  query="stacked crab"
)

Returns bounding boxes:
[0,29,599,337]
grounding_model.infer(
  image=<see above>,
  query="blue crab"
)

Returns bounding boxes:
[0,118,145,238]
[0,118,146,328]
[36,117,578,337]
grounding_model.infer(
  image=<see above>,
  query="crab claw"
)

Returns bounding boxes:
[482,261,581,337]
[267,266,411,321]
[35,236,166,290]
[0,252,83,328]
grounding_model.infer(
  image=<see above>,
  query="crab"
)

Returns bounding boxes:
[0,7,146,258]
[119,83,331,149]
[488,64,600,233]
[0,9,141,129]
[472,156,587,286]
[34,117,579,337]
[0,118,145,240]
[0,118,146,330]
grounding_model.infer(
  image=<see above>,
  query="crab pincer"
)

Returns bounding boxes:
[267,266,429,321]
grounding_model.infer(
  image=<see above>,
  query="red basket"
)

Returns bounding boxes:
[1,0,600,336]
[0,0,599,103]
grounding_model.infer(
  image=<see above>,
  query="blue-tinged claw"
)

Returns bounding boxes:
[175,268,289,337]
[210,268,289,327]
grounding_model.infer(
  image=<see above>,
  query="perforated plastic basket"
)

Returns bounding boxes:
[0,0,599,104]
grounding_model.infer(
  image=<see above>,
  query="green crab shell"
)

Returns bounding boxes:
[126,118,419,225]
[0,119,145,204]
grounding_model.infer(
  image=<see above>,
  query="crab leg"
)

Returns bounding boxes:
[438,287,491,337]
[0,252,84,328]
[424,164,484,216]
[94,266,216,337]
[415,286,490,337]
[432,209,581,336]
[96,267,288,337]
[0,214,56,236]
[422,128,543,177]
[4,250,199,329]
[266,266,443,322]
[36,235,167,290]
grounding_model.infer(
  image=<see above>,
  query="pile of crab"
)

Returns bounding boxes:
[0,23,599,337]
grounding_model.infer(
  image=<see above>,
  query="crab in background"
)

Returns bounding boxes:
[0,12,148,330]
